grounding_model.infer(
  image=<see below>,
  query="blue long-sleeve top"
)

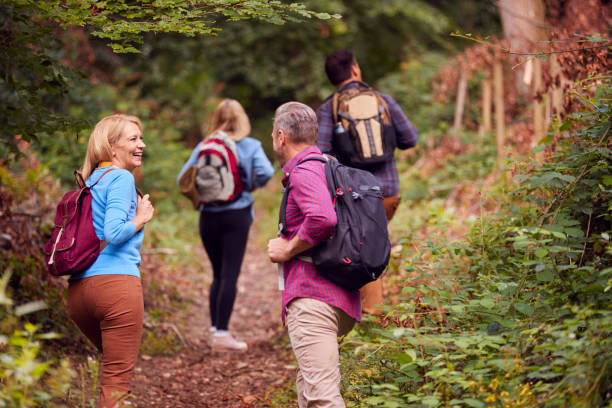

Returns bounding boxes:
[70,167,144,280]
[177,136,274,213]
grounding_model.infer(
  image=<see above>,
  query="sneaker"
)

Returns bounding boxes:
[211,332,248,351]
[209,326,216,342]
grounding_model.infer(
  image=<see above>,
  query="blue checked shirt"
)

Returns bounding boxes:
[316,82,418,197]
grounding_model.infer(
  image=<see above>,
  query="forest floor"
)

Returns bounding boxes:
[129,236,297,407]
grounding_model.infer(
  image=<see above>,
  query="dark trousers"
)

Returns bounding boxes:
[199,206,251,331]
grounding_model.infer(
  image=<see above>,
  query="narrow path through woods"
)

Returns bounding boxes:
[131,234,296,407]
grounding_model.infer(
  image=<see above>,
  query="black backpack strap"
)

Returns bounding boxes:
[278,186,290,236]
[278,156,328,236]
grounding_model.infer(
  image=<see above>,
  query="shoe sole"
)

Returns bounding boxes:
[210,346,248,352]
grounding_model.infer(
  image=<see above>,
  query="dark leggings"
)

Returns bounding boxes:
[199,206,252,331]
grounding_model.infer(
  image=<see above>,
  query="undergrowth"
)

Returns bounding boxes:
[340,79,611,407]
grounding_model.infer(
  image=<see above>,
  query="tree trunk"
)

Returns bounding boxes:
[498,0,548,96]
[494,61,505,165]
[550,54,564,117]
[533,57,545,161]
[479,77,492,140]
[453,71,468,132]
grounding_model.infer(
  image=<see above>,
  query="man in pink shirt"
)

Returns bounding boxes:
[268,102,361,407]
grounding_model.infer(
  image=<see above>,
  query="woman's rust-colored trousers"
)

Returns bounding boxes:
[68,275,144,408]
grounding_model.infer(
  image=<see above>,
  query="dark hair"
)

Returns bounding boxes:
[324,50,356,86]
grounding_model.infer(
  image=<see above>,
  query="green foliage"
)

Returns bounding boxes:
[113,0,497,157]
[139,326,183,356]
[69,356,100,408]
[34,0,336,53]
[0,2,91,161]
[0,167,89,364]
[1,0,327,165]
[0,271,73,408]
[5,0,500,174]
[196,0,454,99]
[0,2,524,405]
[251,173,283,249]
[339,80,611,407]
[377,52,456,141]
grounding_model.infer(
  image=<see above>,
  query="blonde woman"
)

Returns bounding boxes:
[177,99,274,351]
[68,114,154,407]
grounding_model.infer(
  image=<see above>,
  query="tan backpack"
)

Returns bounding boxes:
[332,81,397,169]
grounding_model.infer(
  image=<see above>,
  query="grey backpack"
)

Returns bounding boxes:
[195,131,243,204]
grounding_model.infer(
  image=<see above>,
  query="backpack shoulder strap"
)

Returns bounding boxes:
[279,156,327,192]
[298,156,334,197]
[75,170,86,188]
[374,91,392,123]
[332,92,340,124]
[278,156,328,235]
[333,80,361,122]
[336,80,364,93]
[278,185,290,235]
[297,156,327,165]
[77,168,115,190]
[205,132,240,165]
[333,81,378,122]
[354,80,371,90]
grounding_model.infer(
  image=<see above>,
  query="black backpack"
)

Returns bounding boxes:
[279,156,390,292]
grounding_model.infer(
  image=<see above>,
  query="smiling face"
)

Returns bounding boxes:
[111,121,145,172]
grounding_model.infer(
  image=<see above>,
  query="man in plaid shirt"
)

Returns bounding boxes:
[316,49,419,314]
[268,102,360,407]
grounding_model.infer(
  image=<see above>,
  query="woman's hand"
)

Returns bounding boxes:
[131,194,154,231]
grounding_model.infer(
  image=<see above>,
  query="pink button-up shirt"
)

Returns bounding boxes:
[280,146,361,323]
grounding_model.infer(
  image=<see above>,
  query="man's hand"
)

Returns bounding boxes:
[268,235,314,264]
[268,237,291,263]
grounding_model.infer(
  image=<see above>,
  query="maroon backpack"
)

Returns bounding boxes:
[44,169,113,276]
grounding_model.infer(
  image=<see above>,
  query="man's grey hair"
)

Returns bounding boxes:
[273,102,318,145]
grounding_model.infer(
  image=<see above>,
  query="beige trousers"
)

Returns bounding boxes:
[360,194,401,314]
[286,298,356,408]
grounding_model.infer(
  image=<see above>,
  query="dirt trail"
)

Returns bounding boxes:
[131,238,296,407]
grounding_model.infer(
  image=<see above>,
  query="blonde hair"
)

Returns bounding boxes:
[203,99,251,141]
[80,114,143,180]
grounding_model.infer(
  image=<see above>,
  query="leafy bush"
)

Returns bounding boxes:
[0,271,73,408]
[340,79,611,407]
